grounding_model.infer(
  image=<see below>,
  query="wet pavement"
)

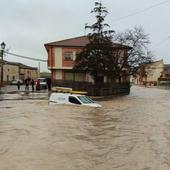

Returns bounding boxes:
[0,86,170,170]
[1,85,32,93]
[0,85,48,101]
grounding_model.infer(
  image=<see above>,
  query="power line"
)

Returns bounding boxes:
[4,51,47,62]
[113,0,170,22]
[150,37,170,50]
[151,37,170,49]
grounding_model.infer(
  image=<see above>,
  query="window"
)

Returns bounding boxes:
[78,96,95,104]
[64,72,74,80]
[69,96,81,105]
[64,52,73,60]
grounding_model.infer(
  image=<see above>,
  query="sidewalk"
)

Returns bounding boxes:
[0,85,48,94]
[0,85,49,100]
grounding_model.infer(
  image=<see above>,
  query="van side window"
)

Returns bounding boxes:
[69,96,81,104]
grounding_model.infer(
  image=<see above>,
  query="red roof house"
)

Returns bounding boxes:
[44,36,131,83]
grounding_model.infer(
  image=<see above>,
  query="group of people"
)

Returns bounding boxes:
[24,78,35,91]
[17,77,35,91]
[17,77,52,92]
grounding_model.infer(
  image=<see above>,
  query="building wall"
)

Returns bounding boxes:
[64,72,74,80]
[62,71,86,82]
[48,46,84,81]
[54,48,62,68]
[55,70,62,79]
[48,47,55,68]
[20,68,38,80]
[48,47,81,69]
[62,47,79,68]
[162,65,170,78]
[133,59,165,85]
[145,60,164,82]
[3,64,19,81]
[0,62,38,83]
[47,45,129,83]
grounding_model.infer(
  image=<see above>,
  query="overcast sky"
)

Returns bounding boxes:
[0,0,170,72]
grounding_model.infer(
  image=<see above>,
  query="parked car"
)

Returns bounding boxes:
[35,78,47,90]
[49,87,101,107]
[10,79,24,85]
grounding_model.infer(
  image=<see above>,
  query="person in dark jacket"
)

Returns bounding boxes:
[25,78,29,91]
[17,80,21,90]
[31,79,35,91]
[46,78,52,91]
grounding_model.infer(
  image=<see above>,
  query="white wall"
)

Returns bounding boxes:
[55,48,62,68]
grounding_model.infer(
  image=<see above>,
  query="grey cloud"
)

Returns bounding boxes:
[0,0,170,71]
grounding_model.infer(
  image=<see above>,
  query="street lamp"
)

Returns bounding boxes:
[0,42,6,86]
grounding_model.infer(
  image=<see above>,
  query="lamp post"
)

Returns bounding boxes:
[0,42,6,86]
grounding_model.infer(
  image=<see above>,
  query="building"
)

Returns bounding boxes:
[162,64,170,78]
[40,72,51,79]
[44,36,131,83]
[0,60,38,84]
[19,63,38,81]
[133,59,170,85]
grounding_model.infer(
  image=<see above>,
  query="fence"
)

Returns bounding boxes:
[52,80,130,96]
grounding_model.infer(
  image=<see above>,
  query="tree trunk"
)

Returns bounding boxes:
[118,76,122,84]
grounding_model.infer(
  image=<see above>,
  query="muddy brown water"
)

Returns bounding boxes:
[0,86,170,170]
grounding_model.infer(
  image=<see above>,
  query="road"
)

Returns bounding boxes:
[0,85,48,93]
[0,86,170,170]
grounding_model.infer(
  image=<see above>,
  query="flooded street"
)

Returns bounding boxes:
[1,86,170,170]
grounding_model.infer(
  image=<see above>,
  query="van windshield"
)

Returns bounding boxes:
[78,96,95,104]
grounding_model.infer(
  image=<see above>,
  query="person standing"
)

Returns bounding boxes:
[46,78,52,91]
[17,80,21,90]
[25,78,29,91]
[31,79,35,91]
[36,79,40,91]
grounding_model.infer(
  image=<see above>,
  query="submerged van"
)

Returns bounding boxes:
[49,87,101,108]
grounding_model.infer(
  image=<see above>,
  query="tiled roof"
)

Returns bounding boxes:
[44,36,132,49]
[45,36,89,47]
[19,63,38,70]
[0,59,37,70]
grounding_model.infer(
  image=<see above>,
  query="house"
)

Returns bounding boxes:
[162,64,170,78]
[0,59,38,84]
[133,59,170,85]
[0,60,19,83]
[44,36,131,83]
[19,63,38,81]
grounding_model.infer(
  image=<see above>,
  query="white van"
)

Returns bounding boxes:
[49,87,101,107]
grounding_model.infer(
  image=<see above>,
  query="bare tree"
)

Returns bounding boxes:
[114,26,153,78]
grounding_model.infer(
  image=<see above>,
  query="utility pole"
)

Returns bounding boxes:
[0,42,6,86]
[38,62,41,77]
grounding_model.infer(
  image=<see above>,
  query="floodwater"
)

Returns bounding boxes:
[0,86,170,170]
